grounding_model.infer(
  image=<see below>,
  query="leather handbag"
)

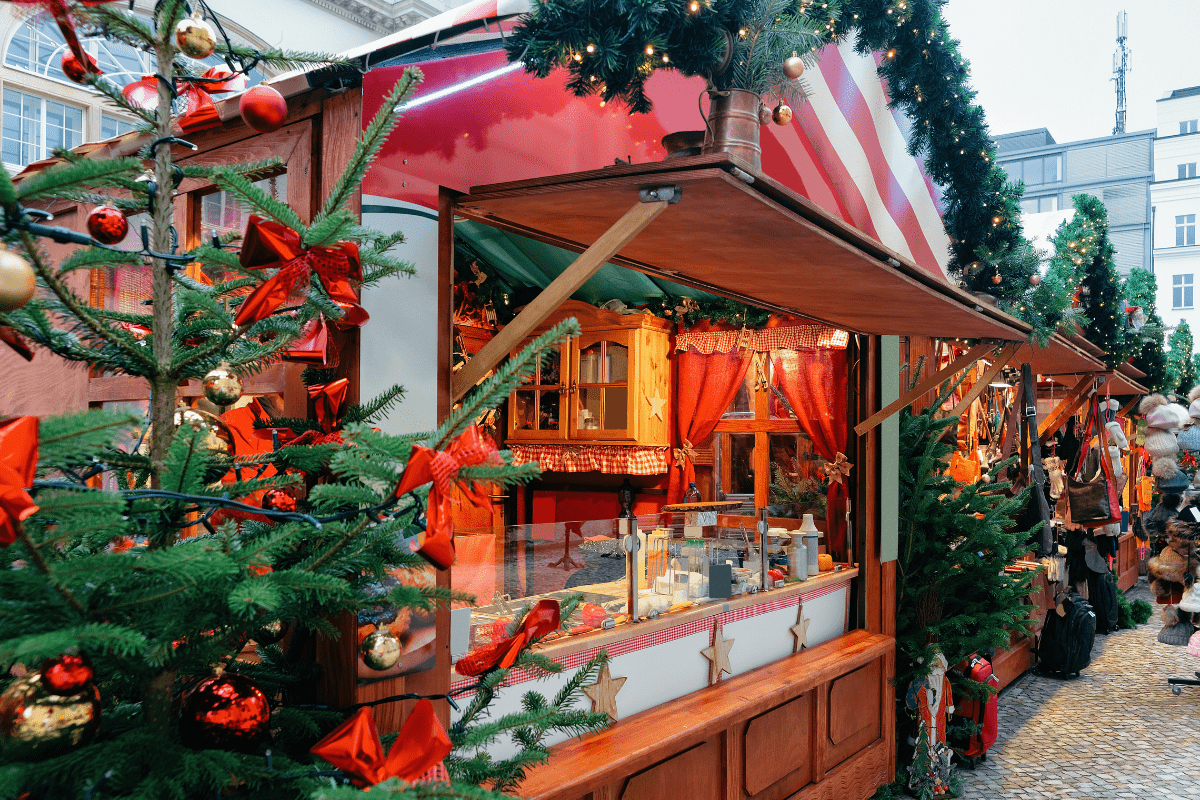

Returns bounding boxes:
[1067,398,1122,527]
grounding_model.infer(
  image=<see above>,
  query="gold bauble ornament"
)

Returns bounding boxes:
[772,103,793,125]
[175,15,216,59]
[202,362,243,407]
[782,52,805,80]
[1030,273,1042,287]
[0,672,101,761]
[141,407,235,458]
[0,247,36,312]
[360,629,402,671]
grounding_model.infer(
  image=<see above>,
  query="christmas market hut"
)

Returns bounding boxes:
[0,2,1154,799]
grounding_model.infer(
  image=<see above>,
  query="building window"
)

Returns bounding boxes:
[1182,120,1199,135]
[1181,163,1198,180]
[1019,195,1059,215]
[1178,215,1197,247]
[1175,275,1194,309]
[2,88,82,168]
[1006,154,1062,187]
[4,17,261,90]
[100,115,137,141]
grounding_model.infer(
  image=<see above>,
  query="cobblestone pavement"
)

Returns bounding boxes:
[956,578,1200,800]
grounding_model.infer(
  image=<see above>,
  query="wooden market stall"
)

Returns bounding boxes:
[437,154,1061,800]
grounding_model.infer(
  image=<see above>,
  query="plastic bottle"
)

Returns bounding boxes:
[684,482,701,503]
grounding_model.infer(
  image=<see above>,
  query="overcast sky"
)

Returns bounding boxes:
[940,0,1200,144]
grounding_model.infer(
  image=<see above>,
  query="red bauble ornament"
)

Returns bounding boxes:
[41,652,93,695]
[239,86,287,134]
[261,489,296,512]
[180,673,270,752]
[61,51,98,84]
[87,206,129,245]
[991,273,1002,285]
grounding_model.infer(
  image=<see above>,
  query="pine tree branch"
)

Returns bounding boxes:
[15,521,86,615]
[18,230,157,372]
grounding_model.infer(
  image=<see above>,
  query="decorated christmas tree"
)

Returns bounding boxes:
[1125,267,1170,394]
[892,380,1037,798]
[0,2,607,797]
[1167,320,1196,397]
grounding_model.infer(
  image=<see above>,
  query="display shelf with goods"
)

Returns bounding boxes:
[506,301,671,447]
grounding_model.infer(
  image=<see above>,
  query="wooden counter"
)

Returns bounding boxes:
[518,629,894,800]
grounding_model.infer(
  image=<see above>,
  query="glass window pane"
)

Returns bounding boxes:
[725,434,756,496]
[722,369,754,418]
[607,343,628,382]
[767,433,828,518]
[1020,198,1037,215]
[1023,159,1041,185]
[604,387,627,429]
[578,387,601,430]
[514,390,536,431]
[538,391,560,430]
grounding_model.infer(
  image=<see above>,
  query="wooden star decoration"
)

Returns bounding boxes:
[701,618,734,684]
[790,603,811,653]
[646,388,667,421]
[582,663,627,721]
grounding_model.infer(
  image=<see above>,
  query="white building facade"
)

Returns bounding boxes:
[1152,87,1200,340]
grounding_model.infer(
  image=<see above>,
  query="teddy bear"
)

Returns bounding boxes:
[1140,394,1189,479]
[1044,455,1065,500]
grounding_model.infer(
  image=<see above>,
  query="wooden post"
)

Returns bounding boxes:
[945,343,1019,418]
[853,340,1001,436]
[452,199,670,401]
[1038,375,1096,443]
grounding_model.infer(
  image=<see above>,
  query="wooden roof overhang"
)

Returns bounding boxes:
[452,154,1030,341]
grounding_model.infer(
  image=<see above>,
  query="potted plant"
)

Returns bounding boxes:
[506,0,830,169]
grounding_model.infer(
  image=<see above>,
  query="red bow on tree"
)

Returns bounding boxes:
[308,378,348,436]
[309,700,451,788]
[177,68,247,133]
[0,416,40,546]
[393,426,499,570]
[233,216,367,328]
[4,1,123,81]
[0,326,33,361]
[456,599,561,677]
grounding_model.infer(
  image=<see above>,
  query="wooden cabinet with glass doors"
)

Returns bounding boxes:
[506,301,671,447]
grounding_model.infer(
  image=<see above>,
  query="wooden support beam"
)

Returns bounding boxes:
[1037,375,1096,443]
[853,340,1001,436]
[1117,395,1140,418]
[946,344,1019,418]
[451,199,670,401]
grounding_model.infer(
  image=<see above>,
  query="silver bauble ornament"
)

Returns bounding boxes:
[175,15,216,59]
[202,362,243,407]
[782,52,805,80]
[360,629,402,671]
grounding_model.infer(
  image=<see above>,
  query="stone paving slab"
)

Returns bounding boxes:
[955,579,1200,799]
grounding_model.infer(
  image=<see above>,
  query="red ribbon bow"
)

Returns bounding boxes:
[0,326,33,361]
[393,426,498,570]
[309,378,348,435]
[0,416,40,547]
[309,700,451,788]
[455,599,561,677]
[233,216,367,329]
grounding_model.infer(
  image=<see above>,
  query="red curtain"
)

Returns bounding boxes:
[771,348,850,560]
[668,338,754,503]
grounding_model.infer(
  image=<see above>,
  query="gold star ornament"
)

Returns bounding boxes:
[582,663,627,721]
[701,618,734,684]
[790,603,810,653]
[646,388,667,421]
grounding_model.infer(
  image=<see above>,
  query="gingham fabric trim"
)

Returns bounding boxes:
[509,444,670,475]
[450,580,846,692]
[675,325,849,354]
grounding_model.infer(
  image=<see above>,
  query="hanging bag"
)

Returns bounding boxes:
[1067,397,1122,527]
